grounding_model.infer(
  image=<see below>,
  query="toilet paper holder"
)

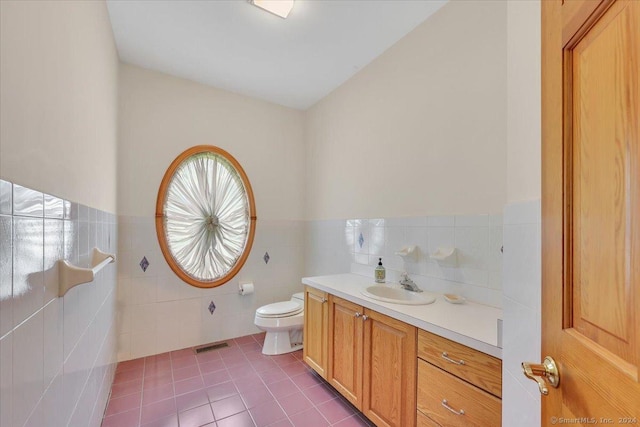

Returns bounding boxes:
[239,282,255,295]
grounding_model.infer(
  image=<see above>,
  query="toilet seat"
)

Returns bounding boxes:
[256,301,302,318]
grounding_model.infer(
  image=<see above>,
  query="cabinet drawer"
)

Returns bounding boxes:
[418,329,502,397]
[417,359,501,427]
[417,410,441,427]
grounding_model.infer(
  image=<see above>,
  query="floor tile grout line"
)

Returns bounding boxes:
[137,356,146,427]
[105,333,371,427]
[169,351,185,426]
[253,352,323,427]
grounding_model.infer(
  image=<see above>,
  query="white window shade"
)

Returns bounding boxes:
[156,146,256,288]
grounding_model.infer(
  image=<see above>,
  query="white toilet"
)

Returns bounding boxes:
[254,292,304,355]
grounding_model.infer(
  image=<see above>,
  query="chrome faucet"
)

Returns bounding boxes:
[399,273,422,292]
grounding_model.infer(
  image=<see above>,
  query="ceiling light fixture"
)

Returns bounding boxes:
[250,0,294,19]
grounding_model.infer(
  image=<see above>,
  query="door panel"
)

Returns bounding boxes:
[328,296,363,408]
[561,0,615,46]
[362,309,416,427]
[571,0,637,364]
[303,286,328,378]
[542,0,640,421]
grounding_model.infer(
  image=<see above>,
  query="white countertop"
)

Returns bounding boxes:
[302,273,503,359]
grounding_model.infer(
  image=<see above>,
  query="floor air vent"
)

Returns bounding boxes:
[194,342,229,354]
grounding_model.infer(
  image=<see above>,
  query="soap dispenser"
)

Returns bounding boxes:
[375,258,386,283]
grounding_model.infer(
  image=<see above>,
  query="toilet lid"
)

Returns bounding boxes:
[256,301,303,318]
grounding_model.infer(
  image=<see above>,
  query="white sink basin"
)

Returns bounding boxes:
[361,286,436,305]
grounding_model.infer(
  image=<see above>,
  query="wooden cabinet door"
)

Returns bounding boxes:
[303,286,328,378]
[328,295,364,408]
[541,0,640,419]
[362,309,417,427]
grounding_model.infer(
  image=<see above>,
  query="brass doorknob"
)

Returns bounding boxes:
[521,356,560,395]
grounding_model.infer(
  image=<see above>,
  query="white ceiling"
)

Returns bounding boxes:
[106,0,447,110]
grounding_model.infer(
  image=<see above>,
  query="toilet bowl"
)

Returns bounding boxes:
[254,292,304,355]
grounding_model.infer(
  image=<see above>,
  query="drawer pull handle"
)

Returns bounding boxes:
[321,297,327,303]
[355,312,362,318]
[441,399,465,416]
[362,314,369,321]
[442,352,465,365]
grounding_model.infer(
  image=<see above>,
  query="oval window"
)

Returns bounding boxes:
[155,146,256,288]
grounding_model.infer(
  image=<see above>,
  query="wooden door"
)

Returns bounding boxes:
[303,286,328,378]
[328,295,363,408]
[362,309,416,427]
[541,0,640,421]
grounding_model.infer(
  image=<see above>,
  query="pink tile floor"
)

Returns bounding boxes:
[102,333,375,427]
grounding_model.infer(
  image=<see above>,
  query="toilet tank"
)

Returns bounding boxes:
[291,292,304,308]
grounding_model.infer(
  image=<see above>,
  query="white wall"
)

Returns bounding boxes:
[118,64,305,220]
[302,0,508,311]
[116,65,307,360]
[306,214,504,308]
[0,1,120,426]
[502,1,542,426]
[0,184,118,427]
[304,0,507,221]
[506,1,542,204]
[0,0,118,213]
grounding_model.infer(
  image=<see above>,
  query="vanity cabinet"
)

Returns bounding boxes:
[327,295,417,427]
[303,286,329,378]
[302,283,502,427]
[416,329,502,426]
